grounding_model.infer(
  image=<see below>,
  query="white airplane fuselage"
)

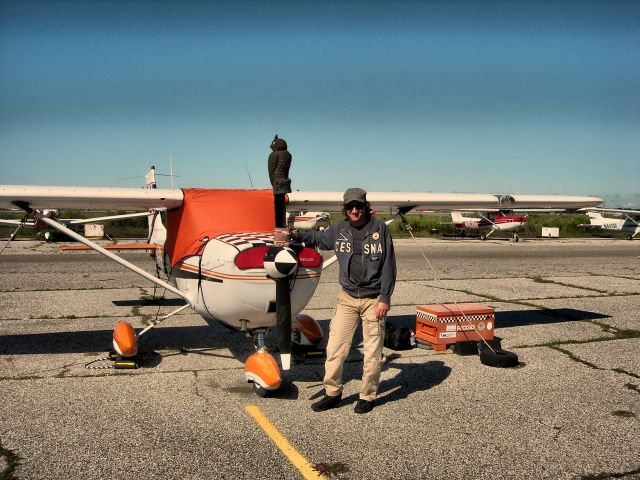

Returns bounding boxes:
[587,212,640,235]
[161,234,323,331]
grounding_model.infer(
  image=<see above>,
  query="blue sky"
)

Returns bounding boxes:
[1,0,639,206]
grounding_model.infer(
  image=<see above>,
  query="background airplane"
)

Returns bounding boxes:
[0,184,602,396]
[440,208,567,241]
[578,207,640,240]
[444,210,528,241]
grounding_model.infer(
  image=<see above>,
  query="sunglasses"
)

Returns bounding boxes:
[344,202,365,211]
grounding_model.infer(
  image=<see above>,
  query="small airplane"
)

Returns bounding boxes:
[444,210,528,241]
[0,209,153,242]
[0,183,602,396]
[577,207,640,240]
[288,211,330,231]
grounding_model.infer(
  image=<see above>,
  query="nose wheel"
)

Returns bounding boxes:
[244,329,282,397]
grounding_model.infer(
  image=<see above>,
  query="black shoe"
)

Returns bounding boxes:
[354,399,374,414]
[311,394,342,412]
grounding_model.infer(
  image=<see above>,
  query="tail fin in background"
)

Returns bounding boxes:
[451,211,464,222]
[145,166,166,247]
[587,211,604,222]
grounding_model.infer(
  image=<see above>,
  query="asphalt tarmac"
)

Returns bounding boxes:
[0,238,639,480]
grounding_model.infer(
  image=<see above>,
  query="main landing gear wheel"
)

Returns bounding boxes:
[627,235,633,241]
[480,348,519,368]
[480,235,487,241]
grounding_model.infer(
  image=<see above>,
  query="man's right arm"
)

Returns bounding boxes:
[294,225,336,251]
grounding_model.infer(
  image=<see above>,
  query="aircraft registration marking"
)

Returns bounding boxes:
[245,405,327,480]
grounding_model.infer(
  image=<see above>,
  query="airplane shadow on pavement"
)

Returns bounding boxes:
[0,324,256,362]
[495,308,611,327]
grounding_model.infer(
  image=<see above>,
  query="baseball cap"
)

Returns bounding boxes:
[343,188,367,205]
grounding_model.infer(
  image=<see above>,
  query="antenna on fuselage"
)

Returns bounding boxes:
[169,154,175,189]
[244,162,255,188]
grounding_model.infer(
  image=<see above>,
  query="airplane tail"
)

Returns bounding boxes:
[587,211,604,224]
[144,165,166,245]
[451,211,464,222]
[577,211,604,228]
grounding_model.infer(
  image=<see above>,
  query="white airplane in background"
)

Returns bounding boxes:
[289,211,330,231]
[578,207,640,240]
[0,184,602,397]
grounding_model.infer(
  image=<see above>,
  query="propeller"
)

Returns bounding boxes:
[263,246,298,370]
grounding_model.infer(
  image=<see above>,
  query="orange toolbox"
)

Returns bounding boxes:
[416,303,495,351]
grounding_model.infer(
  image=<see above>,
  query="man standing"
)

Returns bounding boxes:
[294,188,396,414]
[268,135,292,228]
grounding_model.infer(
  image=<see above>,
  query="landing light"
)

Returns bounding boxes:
[297,247,322,268]
[235,246,270,270]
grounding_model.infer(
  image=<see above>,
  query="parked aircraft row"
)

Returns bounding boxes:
[438,207,639,241]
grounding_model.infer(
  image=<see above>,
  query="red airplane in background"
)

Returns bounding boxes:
[446,210,529,241]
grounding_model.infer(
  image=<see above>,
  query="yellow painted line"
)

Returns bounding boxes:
[245,405,327,480]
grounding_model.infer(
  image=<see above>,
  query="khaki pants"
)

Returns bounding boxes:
[323,290,386,401]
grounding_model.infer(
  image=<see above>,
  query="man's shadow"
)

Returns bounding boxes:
[316,313,452,407]
[340,356,451,407]
[282,313,452,401]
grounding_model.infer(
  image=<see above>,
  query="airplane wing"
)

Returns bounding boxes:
[453,208,566,214]
[0,218,35,226]
[287,192,602,213]
[578,207,640,216]
[1,185,602,214]
[0,185,184,211]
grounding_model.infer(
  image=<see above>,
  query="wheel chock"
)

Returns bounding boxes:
[302,348,326,358]
[292,343,326,358]
[107,350,140,369]
[113,358,139,369]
